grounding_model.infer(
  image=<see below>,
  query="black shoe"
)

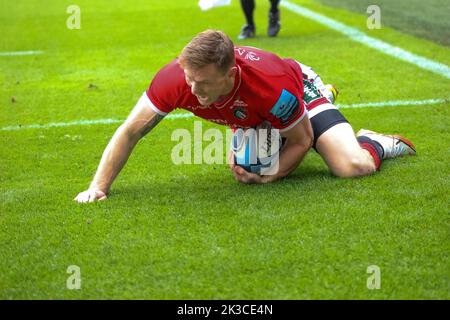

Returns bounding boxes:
[238,25,255,40]
[268,10,280,37]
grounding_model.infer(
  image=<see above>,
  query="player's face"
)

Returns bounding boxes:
[184,64,236,106]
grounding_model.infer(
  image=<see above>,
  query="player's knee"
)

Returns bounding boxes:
[332,156,376,178]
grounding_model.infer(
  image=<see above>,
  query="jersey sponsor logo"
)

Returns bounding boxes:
[230,97,248,108]
[188,104,212,111]
[236,48,246,56]
[302,79,322,104]
[270,89,300,125]
[208,119,229,125]
[245,52,260,61]
[235,48,260,61]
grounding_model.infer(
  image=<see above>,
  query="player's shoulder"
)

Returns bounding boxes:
[236,46,302,95]
[235,45,278,59]
[151,58,186,88]
[147,58,190,112]
[235,46,293,74]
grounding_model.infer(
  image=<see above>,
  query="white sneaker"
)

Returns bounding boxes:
[356,129,416,159]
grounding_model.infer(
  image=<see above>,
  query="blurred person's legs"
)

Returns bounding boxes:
[238,0,256,39]
[268,0,280,37]
[238,0,281,39]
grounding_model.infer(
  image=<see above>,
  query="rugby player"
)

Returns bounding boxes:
[75,30,415,203]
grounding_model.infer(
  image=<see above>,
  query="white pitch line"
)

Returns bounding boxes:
[0,50,44,56]
[0,113,197,131]
[337,98,448,109]
[281,1,450,79]
[0,119,122,131]
[0,99,447,131]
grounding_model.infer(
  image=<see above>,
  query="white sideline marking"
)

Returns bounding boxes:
[281,1,450,79]
[0,99,447,131]
[0,50,44,56]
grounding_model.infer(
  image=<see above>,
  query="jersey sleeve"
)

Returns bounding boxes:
[263,84,306,133]
[145,60,184,115]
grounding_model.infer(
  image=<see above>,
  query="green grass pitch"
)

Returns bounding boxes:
[0,0,449,299]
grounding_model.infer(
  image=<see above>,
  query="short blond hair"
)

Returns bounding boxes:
[178,30,235,74]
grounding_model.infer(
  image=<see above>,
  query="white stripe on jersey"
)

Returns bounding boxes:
[140,92,168,116]
[307,103,338,119]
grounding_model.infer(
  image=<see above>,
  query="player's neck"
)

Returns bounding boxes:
[215,71,238,104]
[223,77,236,96]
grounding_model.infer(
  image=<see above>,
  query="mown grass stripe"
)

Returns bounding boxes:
[282,1,450,79]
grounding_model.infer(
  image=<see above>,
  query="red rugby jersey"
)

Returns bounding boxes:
[146,46,306,132]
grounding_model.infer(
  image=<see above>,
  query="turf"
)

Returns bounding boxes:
[316,0,450,47]
[0,0,449,299]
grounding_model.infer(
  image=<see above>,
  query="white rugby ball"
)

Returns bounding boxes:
[231,122,282,175]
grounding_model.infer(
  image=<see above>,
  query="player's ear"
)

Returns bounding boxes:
[227,66,237,78]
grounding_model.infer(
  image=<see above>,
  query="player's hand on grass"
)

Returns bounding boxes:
[74,189,107,203]
[232,165,264,184]
[228,150,263,184]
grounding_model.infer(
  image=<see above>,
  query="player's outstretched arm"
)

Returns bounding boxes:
[74,96,164,203]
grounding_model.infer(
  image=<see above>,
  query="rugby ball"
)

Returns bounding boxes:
[231,122,282,175]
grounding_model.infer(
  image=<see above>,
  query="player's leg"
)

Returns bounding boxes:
[315,118,417,177]
[268,0,281,37]
[238,0,256,39]
[299,62,415,177]
[314,117,380,177]
[356,129,416,159]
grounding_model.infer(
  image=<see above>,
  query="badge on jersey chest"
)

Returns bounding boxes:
[233,106,248,120]
[231,98,249,120]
